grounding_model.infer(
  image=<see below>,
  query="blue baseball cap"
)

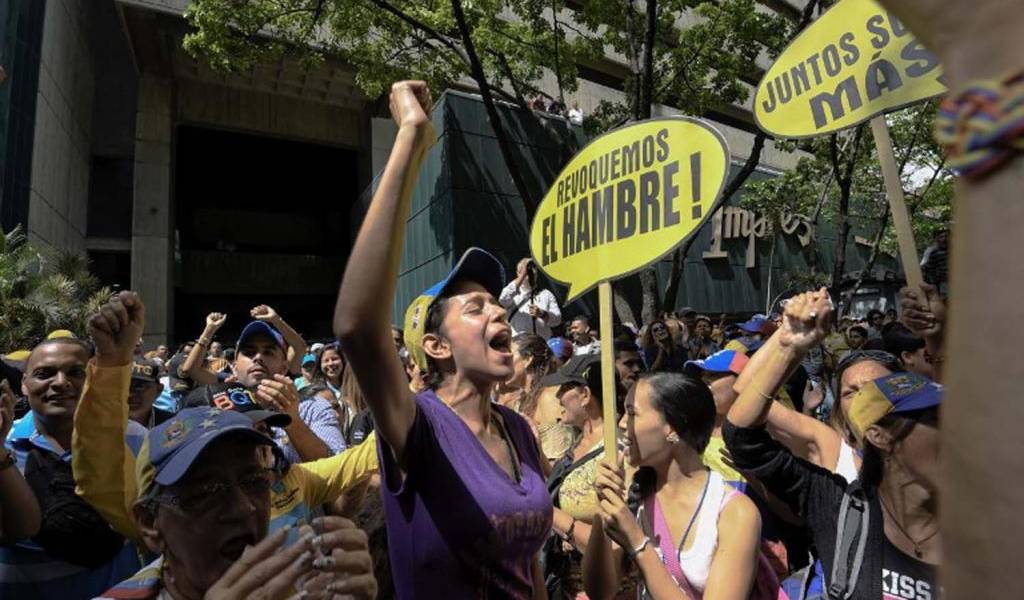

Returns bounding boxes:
[685,349,749,377]
[547,336,570,358]
[738,315,768,334]
[403,248,506,370]
[302,353,316,366]
[236,321,286,351]
[137,407,275,492]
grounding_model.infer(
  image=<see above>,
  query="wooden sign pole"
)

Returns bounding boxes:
[598,281,618,461]
[869,116,924,292]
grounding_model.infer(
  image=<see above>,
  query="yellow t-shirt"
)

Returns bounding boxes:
[72,362,379,541]
[272,433,379,525]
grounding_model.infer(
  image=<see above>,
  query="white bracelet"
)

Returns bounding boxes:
[627,536,652,561]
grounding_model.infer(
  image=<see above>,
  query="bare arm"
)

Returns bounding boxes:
[728,290,832,429]
[552,507,594,551]
[702,495,762,600]
[182,312,225,385]
[581,517,627,600]
[0,382,40,543]
[255,375,331,461]
[252,305,307,375]
[334,81,435,461]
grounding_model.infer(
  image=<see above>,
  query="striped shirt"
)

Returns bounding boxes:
[2,412,146,600]
[273,396,346,464]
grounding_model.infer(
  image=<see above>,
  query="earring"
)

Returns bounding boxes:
[667,432,680,444]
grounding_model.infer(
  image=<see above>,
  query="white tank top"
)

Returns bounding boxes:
[638,470,735,596]
[834,439,859,484]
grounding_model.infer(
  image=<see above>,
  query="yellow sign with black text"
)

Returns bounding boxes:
[755,0,946,138]
[529,118,729,301]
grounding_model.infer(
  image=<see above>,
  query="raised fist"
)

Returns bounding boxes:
[389,80,432,132]
[89,291,146,367]
[250,305,279,323]
[206,312,227,329]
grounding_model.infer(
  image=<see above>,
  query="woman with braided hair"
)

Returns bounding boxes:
[582,371,763,600]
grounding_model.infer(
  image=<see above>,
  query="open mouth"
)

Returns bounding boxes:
[219,532,258,561]
[489,329,512,354]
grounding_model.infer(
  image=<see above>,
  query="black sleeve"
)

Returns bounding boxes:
[722,420,847,537]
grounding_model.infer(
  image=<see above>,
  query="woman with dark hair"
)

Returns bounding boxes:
[312,343,345,400]
[542,355,611,598]
[641,319,689,373]
[496,334,558,422]
[725,290,941,599]
[334,81,551,598]
[582,372,762,600]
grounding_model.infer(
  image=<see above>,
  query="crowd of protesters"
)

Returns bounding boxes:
[1,0,1018,589]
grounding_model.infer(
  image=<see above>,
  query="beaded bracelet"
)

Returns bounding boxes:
[935,69,1024,181]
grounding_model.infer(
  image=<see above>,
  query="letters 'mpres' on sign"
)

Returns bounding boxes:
[754,0,947,139]
[530,118,729,301]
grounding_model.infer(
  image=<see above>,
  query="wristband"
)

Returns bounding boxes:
[626,536,652,561]
[935,69,1024,181]
[564,518,577,542]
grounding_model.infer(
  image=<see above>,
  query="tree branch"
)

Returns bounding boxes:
[450,0,538,212]
[365,0,470,67]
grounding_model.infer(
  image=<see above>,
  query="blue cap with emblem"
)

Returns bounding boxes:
[137,407,275,492]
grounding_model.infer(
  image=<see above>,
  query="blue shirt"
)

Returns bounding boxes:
[2,413,147,600]
[272,397,346,464]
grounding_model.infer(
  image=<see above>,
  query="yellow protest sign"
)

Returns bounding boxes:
[529,118,729,301]
[754,0,946,138]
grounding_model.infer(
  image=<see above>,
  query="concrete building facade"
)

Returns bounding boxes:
[1,0,817,345]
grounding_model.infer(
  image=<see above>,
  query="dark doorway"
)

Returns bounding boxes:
[174,126,357,346]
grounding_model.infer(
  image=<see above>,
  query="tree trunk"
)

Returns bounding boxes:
[451,0,538,214]
[828,125,866,296]
[633,0,661,324]
[831,183,851,294]
[640,0,656,120]
[661,241,687,314]
[613,286,639,330]
[639,268,660,325]
[657,2,824,317]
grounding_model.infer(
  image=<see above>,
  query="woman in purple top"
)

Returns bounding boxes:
[334,81,552,599]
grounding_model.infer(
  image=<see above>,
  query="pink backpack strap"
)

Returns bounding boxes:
[644,494,701,600]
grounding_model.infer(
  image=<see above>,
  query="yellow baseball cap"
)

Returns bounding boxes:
[403,248,506,371]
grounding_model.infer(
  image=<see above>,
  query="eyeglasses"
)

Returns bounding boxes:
[152,468,274,514]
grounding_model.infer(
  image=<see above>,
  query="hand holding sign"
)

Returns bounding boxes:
[530,117,729,460]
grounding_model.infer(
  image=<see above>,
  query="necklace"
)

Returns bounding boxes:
[879,494,938,558]
[490,412,522,482]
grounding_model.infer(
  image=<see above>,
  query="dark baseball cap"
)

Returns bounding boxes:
[131,359,162,384]
[183,383,292,429]
[541,353,601,389]
[236,321,286,351]
[137,407,275,490]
